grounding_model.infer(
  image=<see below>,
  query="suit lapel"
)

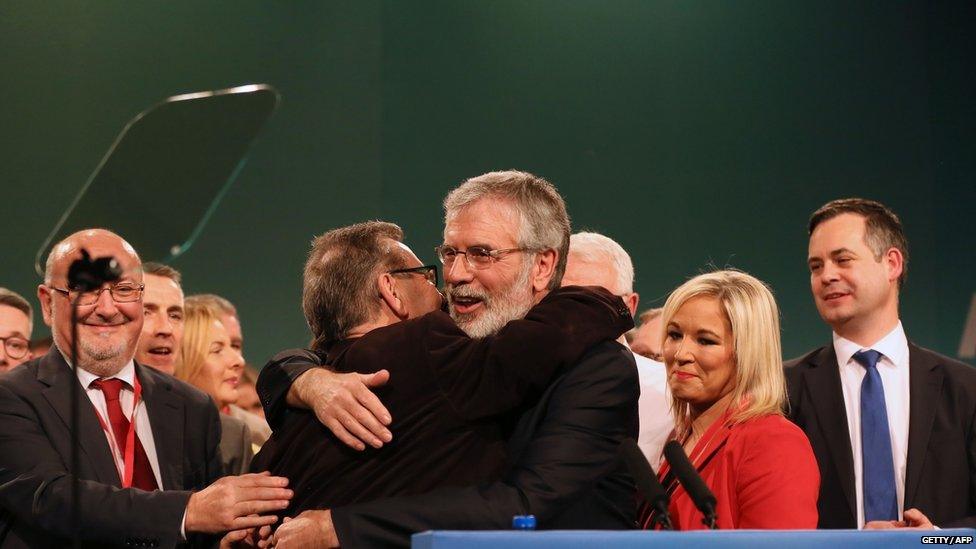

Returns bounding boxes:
[139,365,185,490]
[904,343,943,506]
[37,350,121,486]
[803,345,857,518]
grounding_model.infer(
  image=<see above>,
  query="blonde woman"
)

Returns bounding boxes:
[175,301,252,475]
[645,270,819,530]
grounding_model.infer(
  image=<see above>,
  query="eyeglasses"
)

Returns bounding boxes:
[0,336,29,360]
[434,245,538,270]
[388,264,439,287]
[49,282,145,306]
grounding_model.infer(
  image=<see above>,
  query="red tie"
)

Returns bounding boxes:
[90,378,159,491]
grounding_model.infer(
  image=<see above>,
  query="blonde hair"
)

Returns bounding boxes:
[175,300,222,391]
[662,269,786,438]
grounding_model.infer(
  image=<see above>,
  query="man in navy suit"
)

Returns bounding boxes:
[0,229,292,548]
[786,199,976,529]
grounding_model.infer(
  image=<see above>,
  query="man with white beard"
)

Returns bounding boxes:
[264,171,639,548]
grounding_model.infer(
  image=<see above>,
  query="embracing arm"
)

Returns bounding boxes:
[428,285,633,420]
[331,344,639,547]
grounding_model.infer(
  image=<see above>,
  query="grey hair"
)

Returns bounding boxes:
[568,231,634,294]
[302,221,408,352]
[443,170,570,290]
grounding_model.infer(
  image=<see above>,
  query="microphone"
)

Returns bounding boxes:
[67,249,122,290]
[663,440,718,529]
[619,438,672,530]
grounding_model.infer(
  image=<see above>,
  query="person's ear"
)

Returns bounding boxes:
[378,273,409,319]
[623,291,639,317]
[530,249,558,292]
[37,284,54,327]
[883,247,904,285]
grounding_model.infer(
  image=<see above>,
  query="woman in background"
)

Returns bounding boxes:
[646,270,819,529]
[175,300,252,475]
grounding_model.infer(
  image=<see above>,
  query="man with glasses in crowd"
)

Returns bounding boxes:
[0,228,292,548]
[0,288,34,373]
[266,171,640,548]
[251,220,631,546]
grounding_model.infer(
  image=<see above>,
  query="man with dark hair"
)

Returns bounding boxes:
[0,288,33,372]
[253,220,630,546]
[0,229,292,548]
[787,198,976,529]
[136,262,184,375]
[266,172,640,547]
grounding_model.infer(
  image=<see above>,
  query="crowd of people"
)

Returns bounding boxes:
[0,170,973,548]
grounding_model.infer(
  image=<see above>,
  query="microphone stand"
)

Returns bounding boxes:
[66,249,122,548]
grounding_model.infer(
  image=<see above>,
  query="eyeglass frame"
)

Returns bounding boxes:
[0,336,30,360]
[47,282,146,306]
[434,245,541,270]
[387,264,440,287]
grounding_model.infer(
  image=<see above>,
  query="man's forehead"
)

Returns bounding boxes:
[144,274,184,302]
[443,198,520,245]
[808,213,868,254]
[0,304,30,334]
[394,241,423,266]
[50,232,141,279]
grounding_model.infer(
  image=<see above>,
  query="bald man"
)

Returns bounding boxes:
[0,229,291,548]
[561,232,673,469]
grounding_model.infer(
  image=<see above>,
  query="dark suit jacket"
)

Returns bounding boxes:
[0,349,224,548]
[329,340,639,547]
[786,342,976,529]
[253,286,634,522]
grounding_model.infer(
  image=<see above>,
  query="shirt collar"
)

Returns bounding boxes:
[74,358,137,389]
[832,321,908,369]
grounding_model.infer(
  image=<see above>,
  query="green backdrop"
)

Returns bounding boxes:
[2,2,973,366]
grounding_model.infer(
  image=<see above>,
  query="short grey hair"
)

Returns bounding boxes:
[0,287,33,336]
[568,231,634,295]
[444,170,570,290]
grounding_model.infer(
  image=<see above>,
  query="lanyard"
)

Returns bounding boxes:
[90,375,143,488]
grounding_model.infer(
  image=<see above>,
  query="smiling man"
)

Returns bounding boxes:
[786,198,976,530]
[267,171,639,548]
[0,288,33,373]
[0,228,292,548]
[135,263,184,375]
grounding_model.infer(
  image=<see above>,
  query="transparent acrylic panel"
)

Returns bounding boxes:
[35,84,280,275]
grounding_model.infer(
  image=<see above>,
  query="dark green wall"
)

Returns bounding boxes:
[2,2,973,365]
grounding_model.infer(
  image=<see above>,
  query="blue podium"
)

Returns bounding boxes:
[413,529,976,548]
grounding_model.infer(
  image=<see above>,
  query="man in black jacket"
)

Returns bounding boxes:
[265,171,640,547]
[0,229,291,548]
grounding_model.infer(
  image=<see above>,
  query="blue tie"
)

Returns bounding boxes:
[853,349,898,522]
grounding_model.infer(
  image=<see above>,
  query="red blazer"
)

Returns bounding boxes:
[657,411,820,530]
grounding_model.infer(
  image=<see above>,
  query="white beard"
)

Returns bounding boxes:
[450,263,534,339]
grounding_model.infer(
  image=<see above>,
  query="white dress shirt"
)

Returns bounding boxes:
[74,358,164,488]
[630,349,674,471]
[833,322,910,528]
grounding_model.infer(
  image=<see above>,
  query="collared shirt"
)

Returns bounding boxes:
[833,322,911,528]
[623,341,674,471]
[74,358,164,488]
